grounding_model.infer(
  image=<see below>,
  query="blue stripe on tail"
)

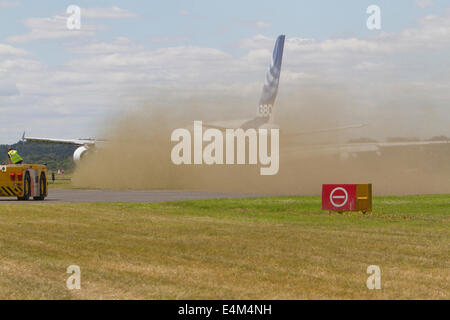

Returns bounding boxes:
[258,35,285,115]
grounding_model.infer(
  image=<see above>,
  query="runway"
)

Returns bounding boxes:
[0,189,252,203]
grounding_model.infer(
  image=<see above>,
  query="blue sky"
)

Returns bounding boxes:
[2,0,448,58]
[0,0,449,143]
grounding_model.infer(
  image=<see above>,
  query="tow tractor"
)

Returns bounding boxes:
[0,164,47,200]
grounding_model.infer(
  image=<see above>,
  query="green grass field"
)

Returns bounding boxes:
[0,195,448,299]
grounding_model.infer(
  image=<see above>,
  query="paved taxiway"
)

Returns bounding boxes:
[0,189,252,203]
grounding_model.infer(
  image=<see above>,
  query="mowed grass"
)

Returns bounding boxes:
[0,195,448,299]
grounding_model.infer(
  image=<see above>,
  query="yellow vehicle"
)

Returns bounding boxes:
[0,164,48,200]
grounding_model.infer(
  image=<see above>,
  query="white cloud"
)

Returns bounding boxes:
[0,43,29,56]
[282,71,316,81]
[0,58,42,71]
[243,10,450,57]
[239,35,314,50]
[65,46,232,75]
[5,6,136,44]
[67,37,138,54]
[6,16,97,43]
[238,34,276,49]
[82,6,138,19]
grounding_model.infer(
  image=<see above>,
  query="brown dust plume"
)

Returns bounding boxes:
[72,90,450,195]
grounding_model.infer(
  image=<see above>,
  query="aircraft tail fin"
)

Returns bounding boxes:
[257,34,285,120]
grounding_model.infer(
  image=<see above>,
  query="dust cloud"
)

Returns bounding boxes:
[72,89,450,195]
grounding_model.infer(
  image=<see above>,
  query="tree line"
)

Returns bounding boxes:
[0,142,77,171]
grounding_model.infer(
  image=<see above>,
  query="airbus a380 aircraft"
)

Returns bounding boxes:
[24,35,449,162]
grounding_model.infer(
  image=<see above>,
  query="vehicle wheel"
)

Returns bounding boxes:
[33,173,46,201]
[17,171,31,201]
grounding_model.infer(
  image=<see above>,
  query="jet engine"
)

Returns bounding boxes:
[73,146,89,163]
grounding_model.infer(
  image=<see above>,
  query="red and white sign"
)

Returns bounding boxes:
[322,184,357,211]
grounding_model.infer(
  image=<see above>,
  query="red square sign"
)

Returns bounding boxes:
[322,184,357,211]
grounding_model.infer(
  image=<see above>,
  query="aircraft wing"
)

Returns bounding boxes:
[292,124,367,135]
[202,119,253,131]
[204,122,364,133]
[24,136,96,146]
[285,140,450,158]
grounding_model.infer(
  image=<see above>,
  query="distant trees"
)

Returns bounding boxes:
[0,141,76,171]
[427,136,450,142]
[348,137,378,143]
[386,137,421,143]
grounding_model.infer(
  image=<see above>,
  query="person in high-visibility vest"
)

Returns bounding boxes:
[7,147,23,164]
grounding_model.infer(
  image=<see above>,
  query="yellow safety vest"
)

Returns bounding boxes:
[8,150,23,164]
